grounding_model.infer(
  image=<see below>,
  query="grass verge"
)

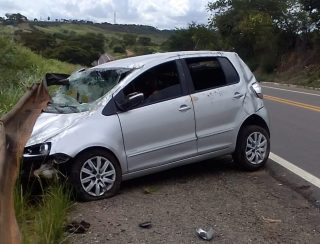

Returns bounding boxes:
[0,36,78,116]
[14,181,73,244]
[0,36,77,243]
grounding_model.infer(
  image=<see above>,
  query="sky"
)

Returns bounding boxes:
[0,0,212,29]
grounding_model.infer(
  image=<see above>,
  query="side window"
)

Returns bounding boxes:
[123,61,182,106]
[186,57,240,92]
[217,57,240,84]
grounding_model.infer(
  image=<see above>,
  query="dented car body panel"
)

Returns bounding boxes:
[23,51,270,195]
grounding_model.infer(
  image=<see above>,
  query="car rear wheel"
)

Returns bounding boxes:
[70,149,121,201]
[233,125,270,171]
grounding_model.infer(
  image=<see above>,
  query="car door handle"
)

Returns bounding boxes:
[179,105,191,112]
[233,92,244,99]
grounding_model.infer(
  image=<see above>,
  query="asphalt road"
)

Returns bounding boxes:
[67,83,320,243]
[262,83,320,178]
[68,158,320,244]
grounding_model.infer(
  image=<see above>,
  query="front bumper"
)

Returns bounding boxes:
[21,154,72,179]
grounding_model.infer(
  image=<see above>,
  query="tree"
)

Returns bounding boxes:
[51,32,105,65]
[162,28,194,51]
[50,45,92,65]
[300,0,320,28]
[122,34,137,46]
[137,36,151,46]
[207,0,298,71]
[113,46,125,53]
[109,37,123,49]
[298,0,320,48]
[19,31,56,53]
[4,13,27,24]
[162,23,220,52]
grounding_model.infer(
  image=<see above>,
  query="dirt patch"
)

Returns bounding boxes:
[67,157,320,243]
[126,49,135,57]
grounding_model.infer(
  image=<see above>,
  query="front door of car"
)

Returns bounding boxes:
[183,56,246,154]
[115,61,197,172]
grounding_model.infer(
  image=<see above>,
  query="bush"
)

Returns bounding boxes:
[122,34,137,46]
[0,37,77,116]
[50,45,93,66]
[113,46,125,53]
[16,30,105,66]
[133,46,154,55]
[137,36,151,46]
[15,182,72,244]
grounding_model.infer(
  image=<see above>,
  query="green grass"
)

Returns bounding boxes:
[0,36,78,116]
[0,37,77,243]
[256,65,320,89]
[0,24,16,37]
[35,23,110,36]
[34,23,168,45]
[274,65,320,88]
[14,182,73,244]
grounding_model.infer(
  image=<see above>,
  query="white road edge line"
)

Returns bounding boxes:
[262,85,320,97]
[269,152,320,189]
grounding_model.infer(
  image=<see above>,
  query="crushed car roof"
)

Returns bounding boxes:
[94,51,234,70]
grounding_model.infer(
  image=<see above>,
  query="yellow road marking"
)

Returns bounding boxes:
[265,95,320,113]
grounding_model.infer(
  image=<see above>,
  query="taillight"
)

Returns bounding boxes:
[251,82,263,99]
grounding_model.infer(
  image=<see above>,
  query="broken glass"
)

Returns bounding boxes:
[45,68,132,114]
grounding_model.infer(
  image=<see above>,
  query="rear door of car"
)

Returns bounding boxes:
[181,56,246,154]
[114,60,197,172]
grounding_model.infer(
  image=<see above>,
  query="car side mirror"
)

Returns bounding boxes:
[116,92,144,111]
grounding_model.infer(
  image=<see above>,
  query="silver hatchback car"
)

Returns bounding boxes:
[23,51,270,201]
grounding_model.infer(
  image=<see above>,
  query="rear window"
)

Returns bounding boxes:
[217,57,240,84]
[185,57,239,92]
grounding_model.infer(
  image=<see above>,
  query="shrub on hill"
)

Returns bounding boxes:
[16,30,105,66]
[0,37,76,116]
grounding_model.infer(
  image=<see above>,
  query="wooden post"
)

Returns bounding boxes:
[0,82,50,244]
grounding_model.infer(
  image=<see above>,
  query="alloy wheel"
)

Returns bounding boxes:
[245,132,268,165]
[80,156,116,196]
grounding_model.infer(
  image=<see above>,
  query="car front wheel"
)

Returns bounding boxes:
[70,149,121,201]
[233,125,270,171]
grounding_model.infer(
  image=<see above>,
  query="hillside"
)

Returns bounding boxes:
[0,36,77,116]
[0,20,173,67]
[34,21,173,42]
[1,17,319,88]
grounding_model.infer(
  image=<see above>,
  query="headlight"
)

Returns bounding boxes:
[23,142,51,158]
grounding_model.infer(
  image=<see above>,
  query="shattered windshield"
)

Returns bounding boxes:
[45,68,132,114]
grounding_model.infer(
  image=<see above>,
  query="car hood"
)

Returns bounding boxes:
[26,112,89,147]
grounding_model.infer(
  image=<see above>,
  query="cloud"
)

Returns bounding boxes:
[0,0,210,29]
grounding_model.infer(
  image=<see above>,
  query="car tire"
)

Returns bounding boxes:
[70,149,122,201]
[233,125,270,171]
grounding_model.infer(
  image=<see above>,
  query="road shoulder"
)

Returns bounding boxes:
[66,158,320,244]
[266,158,320,209]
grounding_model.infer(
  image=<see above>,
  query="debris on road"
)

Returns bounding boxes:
[139,221,152,229]
[196,227,214,241]
[262,216,282,223]
[143,186,159,194]
[33,163,58,179]
[69,160,320,244]
[65,220,91,234]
